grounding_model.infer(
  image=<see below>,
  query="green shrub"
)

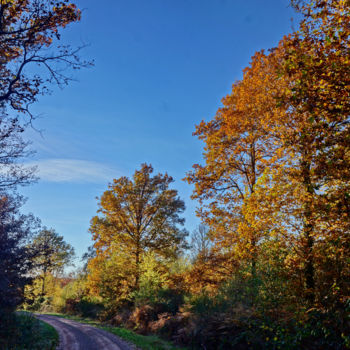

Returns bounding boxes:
[0,312,58,350]
[65,296,105,318]
[134,287,185,315]
[183,274,350,349]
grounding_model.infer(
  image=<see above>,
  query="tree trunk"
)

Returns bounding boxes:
[41,272,46,297]
[304,218,315,304]
[301,156,315,305]
[135,245,141,289]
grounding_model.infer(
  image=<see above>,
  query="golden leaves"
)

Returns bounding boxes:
[186,0,350,305]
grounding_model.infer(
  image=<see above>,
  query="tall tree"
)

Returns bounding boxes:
[274,0,350,304]
[190,224,211,262]
[90,163,188,289]
[185,50,288,277]
[31,228,75,296]
[187,0,350,305]
[0,194,38,313]
[0,0,89,307]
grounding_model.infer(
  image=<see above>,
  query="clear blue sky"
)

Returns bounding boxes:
[21,0,298,263]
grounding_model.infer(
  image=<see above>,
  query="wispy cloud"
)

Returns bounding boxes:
[27,159,119,183]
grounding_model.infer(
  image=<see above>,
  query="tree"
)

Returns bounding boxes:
[0,194,37,311]
[0,116,36,189]
[185,50,288,277]
[190,224,211,262]
[0,0,88,342]
[31,228,75,296]
[186,0,350,305]
[272,0,350,304]
[81,245,96,273]
[89,163,188,290]
[87,247,135,305]
[0,0,90,120]
[0,113,37,314]
[0,0,88,308]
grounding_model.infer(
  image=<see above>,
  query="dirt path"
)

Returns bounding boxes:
[36,314,134,350]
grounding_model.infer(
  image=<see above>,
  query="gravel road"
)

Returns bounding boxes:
[36,314,134,350]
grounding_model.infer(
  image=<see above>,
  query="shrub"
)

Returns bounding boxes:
[65,297,105,318]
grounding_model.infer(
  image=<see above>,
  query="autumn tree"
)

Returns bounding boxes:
[0,0,90,121]
[187,0,350,308]
[268,0,350,305]
[0,0,90,193]
[0,0,89,343]
[89,164,188,295]
[185,50,289,279]
[190,224,212,262]
[223,0,350,305]
[30,228,75,296]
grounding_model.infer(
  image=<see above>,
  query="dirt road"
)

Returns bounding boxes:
[36,314,134,350]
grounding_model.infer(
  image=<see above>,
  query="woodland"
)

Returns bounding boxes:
[0,0,349,349]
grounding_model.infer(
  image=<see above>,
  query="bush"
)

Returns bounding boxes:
[65,297,105,318]
[134,287,185,315]
[178,274,350,349]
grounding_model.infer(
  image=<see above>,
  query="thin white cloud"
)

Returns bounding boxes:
[27,159,119,183]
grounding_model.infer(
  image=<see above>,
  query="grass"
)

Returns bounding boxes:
[39,312,188,350]
[1,312,59,350]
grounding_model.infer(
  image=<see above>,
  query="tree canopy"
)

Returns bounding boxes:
[30,228,75,297]
[89,164,188,295]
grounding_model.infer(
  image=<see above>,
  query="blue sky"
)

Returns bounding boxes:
[21,0,298,263]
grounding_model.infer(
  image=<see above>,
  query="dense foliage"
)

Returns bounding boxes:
[0,195,37,315]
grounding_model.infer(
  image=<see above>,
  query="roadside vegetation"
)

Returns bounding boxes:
[0,313,58,350]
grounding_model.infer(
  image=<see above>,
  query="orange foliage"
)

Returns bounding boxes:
[186,0,349,307]
[88,164,188,303]
[185,49,290,277]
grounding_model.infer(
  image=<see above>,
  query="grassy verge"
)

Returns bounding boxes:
[39,312,187,350]
[3,312,59,350]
